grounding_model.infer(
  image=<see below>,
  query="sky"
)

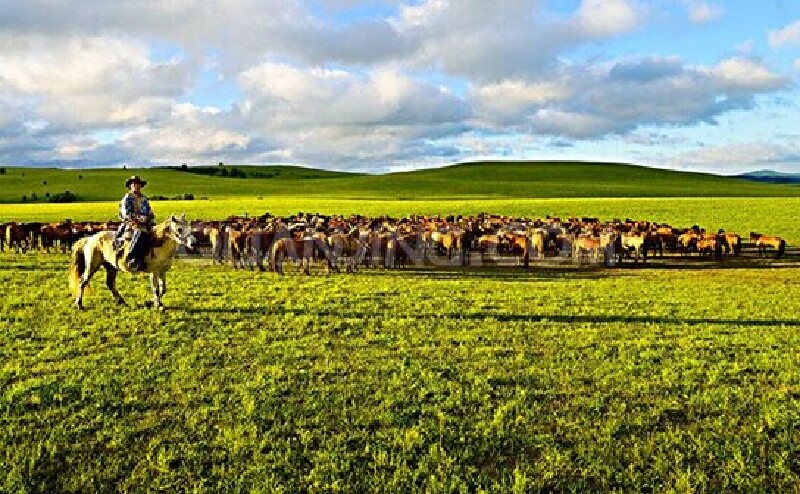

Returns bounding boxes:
[0,0,799,175]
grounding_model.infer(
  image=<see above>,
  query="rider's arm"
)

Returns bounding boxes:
[120,194,135,221]
[141,197,155,222]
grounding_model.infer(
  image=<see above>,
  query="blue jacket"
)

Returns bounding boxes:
[119,192,154,223]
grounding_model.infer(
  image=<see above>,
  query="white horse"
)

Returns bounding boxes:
[68,214,196,310]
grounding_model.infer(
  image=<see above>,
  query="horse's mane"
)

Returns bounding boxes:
[152,218,172,240]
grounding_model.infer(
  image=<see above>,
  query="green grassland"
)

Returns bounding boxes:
[2,254,800,492]
[1,161,798,204]
[3,162,800,492]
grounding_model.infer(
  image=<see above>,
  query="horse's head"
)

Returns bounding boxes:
[165,213,197,251]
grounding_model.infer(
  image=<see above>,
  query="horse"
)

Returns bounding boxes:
[270,232,333,275]
[327,229,364,272]
[750,232,786,259]
[620,233,646,263]
[572,235,603,265]
[68,214,197,310]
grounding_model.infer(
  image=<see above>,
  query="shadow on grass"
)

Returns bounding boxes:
[177,306,800,328]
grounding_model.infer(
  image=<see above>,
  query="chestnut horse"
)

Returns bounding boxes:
[750,232,786,259]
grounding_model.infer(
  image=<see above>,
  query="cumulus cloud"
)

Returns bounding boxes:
[238,63,469,128]
[233,62,471,167]
[768,19,800,48]
[471,56,788,138]
[391,0,645,82]
[0,1,793,171]
[0,34,189,127]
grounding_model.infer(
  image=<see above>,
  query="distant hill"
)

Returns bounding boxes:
[0,161,798,204]
[736,169,800,184]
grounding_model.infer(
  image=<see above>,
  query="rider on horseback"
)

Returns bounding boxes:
[115,175,155,271]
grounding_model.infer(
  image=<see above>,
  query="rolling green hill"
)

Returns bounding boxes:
[0,161,797,204]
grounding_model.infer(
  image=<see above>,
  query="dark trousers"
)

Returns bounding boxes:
[126,229,151,269]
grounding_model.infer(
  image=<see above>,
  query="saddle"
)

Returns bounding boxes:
[115,225,153,271]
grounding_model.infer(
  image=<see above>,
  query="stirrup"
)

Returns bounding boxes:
[127,259,144,272]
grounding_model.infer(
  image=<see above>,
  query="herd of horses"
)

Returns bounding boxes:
[4,212,786,272]
[214,214,787,272]
[0,214,788,274]
[0,214,789,310]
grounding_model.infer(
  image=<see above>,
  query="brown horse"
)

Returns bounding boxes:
[750,232,786,259]
[504,232,530,267]
[68,215,196,310]
[572,235,602,265]
[270,233,333,275]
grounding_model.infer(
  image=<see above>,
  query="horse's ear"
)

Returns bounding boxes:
[169,214,176,222]
[180,213,186,222]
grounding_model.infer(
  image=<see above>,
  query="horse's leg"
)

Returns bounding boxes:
[149,273,162,310]
[103,262,126,306]
[75,253,102,310]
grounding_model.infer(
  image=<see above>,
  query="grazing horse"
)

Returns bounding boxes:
[68,214,196,310]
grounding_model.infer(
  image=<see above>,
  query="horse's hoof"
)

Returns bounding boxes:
[144,300,153,309]
[158,305,166,312]
[117,299,127,306]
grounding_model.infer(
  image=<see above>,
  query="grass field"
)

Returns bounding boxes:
[3,163,800,491]
[1,161,798,204]
[2,252,800,492]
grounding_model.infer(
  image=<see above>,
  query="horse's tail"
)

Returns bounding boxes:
[68,237,90,297]
[777,239,786,259]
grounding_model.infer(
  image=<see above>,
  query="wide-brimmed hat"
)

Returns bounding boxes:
[124,175,147,188]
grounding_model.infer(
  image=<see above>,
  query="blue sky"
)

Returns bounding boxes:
[0,0,798,175]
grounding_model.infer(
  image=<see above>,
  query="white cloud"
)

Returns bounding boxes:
[0,1,794,171]
[470,56,788,139]
[238,63,468,128]
[663,142,800,174]
[233,62,470,167]
[576,0,641,37]
[392,0,645,82]
[683,1,724,24]
[0,34,188,127]
[704,57,787,91]
[470,80,571,124]
[768,19,800,48]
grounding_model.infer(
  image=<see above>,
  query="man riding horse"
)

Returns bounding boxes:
[115,175,154,271]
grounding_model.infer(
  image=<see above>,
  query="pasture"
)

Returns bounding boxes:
[3,191,800,492]
[2,252,800,492]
